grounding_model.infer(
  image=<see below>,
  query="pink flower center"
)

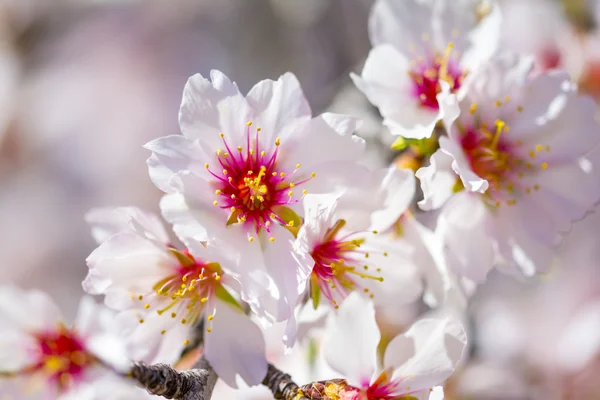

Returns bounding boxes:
[32,325,94,393]
[309,220,384,308]
[460,102,551,207]
[206,122,313,240]
[409,42,465,111]
[135,248,223,337]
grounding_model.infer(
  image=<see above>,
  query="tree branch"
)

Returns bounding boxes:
[131,356,218,400]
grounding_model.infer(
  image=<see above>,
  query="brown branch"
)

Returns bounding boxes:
[130,356,218,400]
[261,363,351,400]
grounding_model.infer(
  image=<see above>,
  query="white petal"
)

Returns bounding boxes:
[369,0,435,55]
[295,194,340,254]
[0,286,62,334]
[436,192,495,282]
[179,71,251,147]
[367,166,415,233]
[460,2,503,70]
[384,318,466,395]
[439,136,488,194]
[246,72,311,145]
[352,44,440,139]
[144,135,209,194]
[416,149,457,211]
[323,293,380,387]
[204,300,267,388]
[85,207,169,245]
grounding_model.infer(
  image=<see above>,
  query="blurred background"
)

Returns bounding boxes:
[2,0,600,399]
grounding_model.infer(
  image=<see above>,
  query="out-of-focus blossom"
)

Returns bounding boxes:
[352,0,501,139]
[146,70,364,325]
[0,286,130,399]
[84,207,267,387]
[322,293,466,400]
[419,53,600,281]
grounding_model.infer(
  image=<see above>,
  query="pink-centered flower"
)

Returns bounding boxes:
[295,165,422,309]
[352,0,501,139]
[418,53,600,281]
[284,165,423,347]
[84,207,267,387]
[322,293,466,400]
[0,286,129,400]
[145,71,364,323]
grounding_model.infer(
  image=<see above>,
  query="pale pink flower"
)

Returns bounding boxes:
[0,286,129,400]
[353,0,501,139]
[323,293,466,400]
[418,53,600,280]
[84,207,267,387]
[145,71,364,324]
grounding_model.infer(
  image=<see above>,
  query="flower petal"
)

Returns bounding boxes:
[416,149,457,211]
[204,300,267,388]
[384,318,466,395]
[323,293,380,387]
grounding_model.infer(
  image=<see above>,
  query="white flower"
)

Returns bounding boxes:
[145,71,364,324]
[419,53,600,281]
[352,0,502,139]
[286,165,422,346]
[322,293,466,400]
[84,207,267,388]
[0,286,129,400]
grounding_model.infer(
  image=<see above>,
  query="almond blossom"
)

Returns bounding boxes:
[352,0,502,139]
[322,293,466,400]
[418,53,600,281]
[83,207,267,387]
[285,164,423,346]
[0,286,130,400]
[145,71,364,324]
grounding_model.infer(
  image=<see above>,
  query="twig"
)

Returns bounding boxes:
[262,363,299,399]
[130,356,218,400]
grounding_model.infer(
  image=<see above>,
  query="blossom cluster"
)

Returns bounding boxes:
[2,0,600,399]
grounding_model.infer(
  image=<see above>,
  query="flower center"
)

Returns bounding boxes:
[460,101,551,207]
[33,325,94,392]
[409,42,465,111]
[135,248,223,336]
[206,122,313,241]
[309,220,384,309]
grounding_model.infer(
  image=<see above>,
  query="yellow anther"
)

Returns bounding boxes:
[517,105,524,112]
[204,163,209,169]
[216,149,222,155]
[265,221,271,226]
[207,327,212,333]
[541,162,548,170]
[289,183,295,188]
[504,96,511,102]
[287,221,294,227]
[249,149,254,155]
[219,133,224,138]
[470,104,477,114]
[372,230,378,234]
[287,191,293,197]
[213,201,218,206]
[495,100,502,107]
[181,318,187,324]
[138,295,143,300]
[237,146,243,152]
[534,184,540,190]
[275,137,281,146]
[171,312,177,318]
[536,144,543,152]
[161,330,166,335]
[261,151,266,157]
[249,237,255,242]
[208,315,214,321]
[311,172,316,178]
[223,169,228,175]
[230,206,235,212]
[383,252,388,257]
[302,190,307,195]
[296,163,301,169]
[184,340,190,345]
[529,151,536,158]
[144,304,150,309]
[269,237,275,243]
[215,275,221,281]
[257,127,261,132]
[215,190,221,195]
[280,172,285,177]
[246,121,253,127]
[272,172,277,176]
[139,319,144,324]
[231,194,236,199]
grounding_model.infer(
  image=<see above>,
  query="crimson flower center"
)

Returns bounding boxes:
[409,43,465,111]
[135,248,223,336]
[310,220,384,308]
[33,326,93,392]
[206,122,313,240]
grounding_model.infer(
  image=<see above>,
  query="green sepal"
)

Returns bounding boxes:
[310,274,321,310]
[168,248,195,267]
[272,205,302,237]
[214,284,244,312]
